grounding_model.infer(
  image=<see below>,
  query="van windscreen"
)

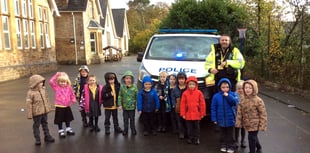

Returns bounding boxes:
[145,36,219,61]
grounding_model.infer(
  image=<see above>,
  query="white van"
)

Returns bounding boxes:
[137,29,220,102]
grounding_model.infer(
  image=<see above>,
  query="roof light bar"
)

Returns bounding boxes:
[159,29,218,34]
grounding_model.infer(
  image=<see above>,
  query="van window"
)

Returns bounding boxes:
[145,36,219,61]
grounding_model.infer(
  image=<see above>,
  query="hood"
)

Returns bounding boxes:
[142,76,152,88]
[79,65,89,73]
[122,70,135,84]
[217,78,232,91]
[104,72,120,84]
[29,74,45,89]
[186,76,198,90]
[244,79,258,96]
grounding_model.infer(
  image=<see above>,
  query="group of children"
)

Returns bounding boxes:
[25,65,267,153]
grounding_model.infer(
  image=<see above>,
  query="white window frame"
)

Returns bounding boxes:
[30,21,35,48]
[43,8,47,21]
[23,19,29,49]
[90,33,96,53]
[22,0,27,17]
[1,0,8,14]
[16,18,22,49]
[44,23,50,48]
[2,16,11,49]
[40,23,44,48]
[29,0,33,19]
[38,7,42,21]
[14,0,20,16]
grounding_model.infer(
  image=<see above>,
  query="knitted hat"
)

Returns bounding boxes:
[78,65,89,73]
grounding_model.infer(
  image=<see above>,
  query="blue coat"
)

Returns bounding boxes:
[137,76,160,112]
[211,78,239,127]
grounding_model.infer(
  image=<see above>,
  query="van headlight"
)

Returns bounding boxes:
[138,64,151,81]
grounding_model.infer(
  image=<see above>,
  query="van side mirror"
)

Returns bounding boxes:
[137,51,144,62]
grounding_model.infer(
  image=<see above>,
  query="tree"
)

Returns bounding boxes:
[127,0,170,53]
[160,0,249,37]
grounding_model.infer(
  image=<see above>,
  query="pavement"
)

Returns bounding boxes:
[259,85,310,114]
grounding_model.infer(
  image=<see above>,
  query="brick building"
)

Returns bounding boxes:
[0,0,59,82]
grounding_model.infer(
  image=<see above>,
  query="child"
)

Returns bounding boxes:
[154,71,169,132]
[211,78,238,153]
[167,74,177,134]
[80,75,103,132]
[236,80,267,153]
[73,65,90,127]
[102,72,123,134]
[118,71,138,135]
[49,72,77,138]
[26,74,55,145]
[234,80,246,148]
[137,76,160,136]
[180,76,206,145]
[171,72,187,139]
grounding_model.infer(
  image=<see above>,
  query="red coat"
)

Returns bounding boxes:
[180,76,206,120]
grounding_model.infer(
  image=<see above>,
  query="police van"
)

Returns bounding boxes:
[137,29,220,103]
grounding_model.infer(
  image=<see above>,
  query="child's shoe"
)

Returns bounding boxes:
[186,139,192,144]
[132,129,137,135]
[66,127,75,135]
[152,131,157,136]
[240,142,246,148]
[58,129,66,138]
[35,139,41,145]
[115,127,123,133]
[105,128,110,135]
[227,148,234,153]
[44,135,55,143]
[256,149,262,153]
[220,147,227,152]
[95,126,101,132]
[178,133,185,139]
[194,139,200,145]
[123,130,128,136]
[143,131,149,136]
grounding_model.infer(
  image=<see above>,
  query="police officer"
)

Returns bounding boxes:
[205,35,245,94]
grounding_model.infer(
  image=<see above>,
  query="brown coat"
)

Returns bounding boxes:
[235,80,267,131]
[26,75,52,119]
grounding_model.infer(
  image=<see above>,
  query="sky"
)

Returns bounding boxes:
[110,0,175,8]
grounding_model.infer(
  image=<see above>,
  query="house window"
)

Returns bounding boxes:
[38,7,50,48]
[15,0,20,16]
[29,0,33,19]
[30,21,35,48]
[40,23,44,48]
[38,7,42,20]
[1,0,8,14]
[90,33,96,53]
[22,0,27,17]
[44,23,50,48]
[16,19,22,49]
[23,19,29,49]
[2,16,10,49]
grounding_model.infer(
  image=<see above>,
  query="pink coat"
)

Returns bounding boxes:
[82,84,103,113]
[49,73,76,107]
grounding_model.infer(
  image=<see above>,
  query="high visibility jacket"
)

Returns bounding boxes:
[205,44,245,86]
